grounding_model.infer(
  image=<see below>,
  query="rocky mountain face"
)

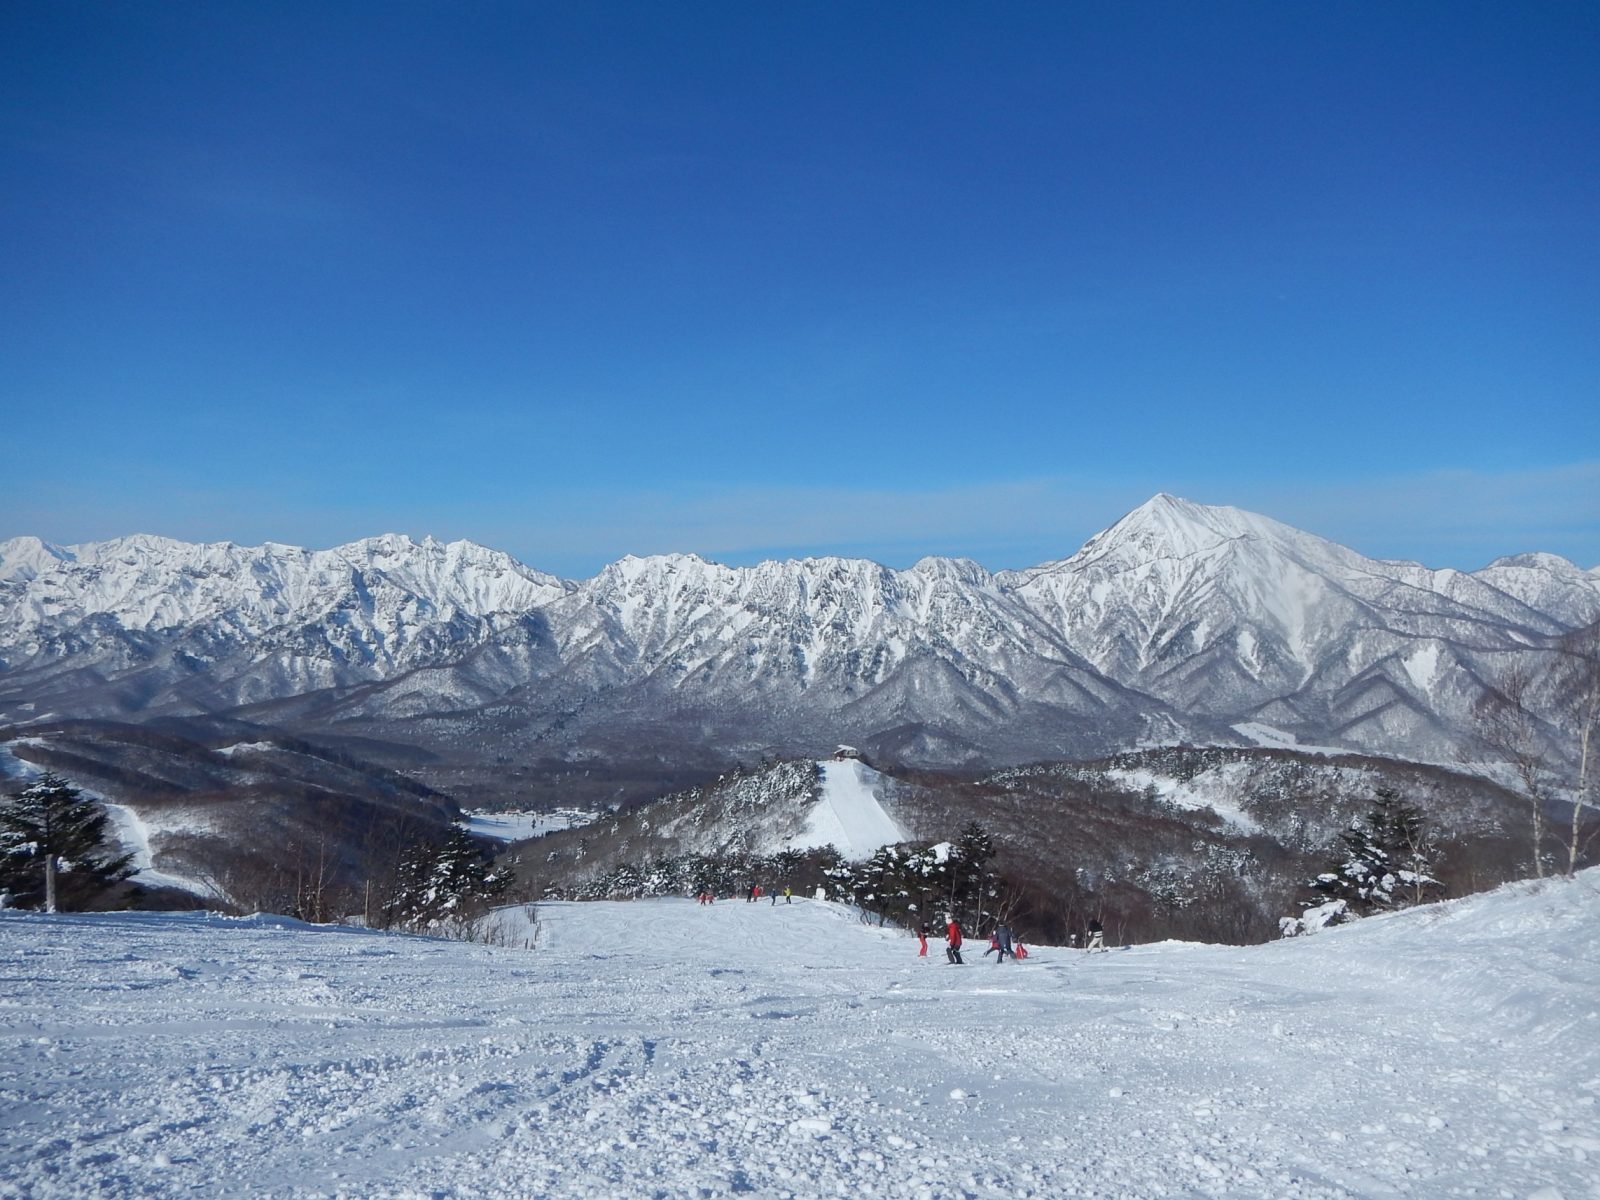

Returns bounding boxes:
[3,497,1596,807]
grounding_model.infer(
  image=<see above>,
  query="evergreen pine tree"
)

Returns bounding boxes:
[947,822,999,931]
[1310,788,1443,915]
[0,773,136,912]
[384,825,508,930]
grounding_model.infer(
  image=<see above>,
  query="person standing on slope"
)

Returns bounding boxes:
[993,922,1014,963]
[945,914,964,964]
[916,920,929,957]
[1086,917,1105,952]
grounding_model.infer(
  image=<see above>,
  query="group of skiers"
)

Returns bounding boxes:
[744,883,793,905]
[916,915,1021,964]
[696,885,796,904]
[694,887,1109,956]
[915,915,1107,961]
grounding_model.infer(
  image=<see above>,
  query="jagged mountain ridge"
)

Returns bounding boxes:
[2,496,1596,803]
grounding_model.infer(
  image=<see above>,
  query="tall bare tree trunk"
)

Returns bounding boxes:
[1473,662,1549,879]
[1562,624,1600,877]
[44,854,57,914]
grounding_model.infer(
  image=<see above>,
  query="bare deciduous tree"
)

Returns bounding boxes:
[1472,662,1555,879]
[1553,622,1600,876]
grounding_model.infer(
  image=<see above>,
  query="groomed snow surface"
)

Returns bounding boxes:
[3,875,1598,1200]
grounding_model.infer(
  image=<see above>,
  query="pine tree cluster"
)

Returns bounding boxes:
[0,773,136,911]
[568,846,824,901]
[1308,788,1443,916]
[824,822,1000,932]
[381,825,509,932]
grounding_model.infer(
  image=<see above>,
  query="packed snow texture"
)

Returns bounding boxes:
[3,873,1598,1199]
[791,759,906,860]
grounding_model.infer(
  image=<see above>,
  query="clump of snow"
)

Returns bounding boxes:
[1279,898,1348,937]
[1,872,1596,1197]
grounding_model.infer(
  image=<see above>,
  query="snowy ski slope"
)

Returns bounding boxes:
[2,873,1597,1199]
[792,759,907,859]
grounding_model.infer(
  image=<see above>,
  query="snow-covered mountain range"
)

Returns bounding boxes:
[3,496,1596,803]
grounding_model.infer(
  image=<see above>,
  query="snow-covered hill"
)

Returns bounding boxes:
[3,497,1596,801]
[3,872,1596,1198]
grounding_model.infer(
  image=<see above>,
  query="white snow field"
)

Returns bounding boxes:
[3,875,1598,1200]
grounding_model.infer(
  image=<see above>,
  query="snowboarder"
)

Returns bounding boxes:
[945,914,964,964]
[1086,917,1105,952]
[783,886,792,904]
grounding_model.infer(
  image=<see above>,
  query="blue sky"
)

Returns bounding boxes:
[2,2,1596,577]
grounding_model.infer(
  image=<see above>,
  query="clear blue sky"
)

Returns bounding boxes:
[2,1,1596,576]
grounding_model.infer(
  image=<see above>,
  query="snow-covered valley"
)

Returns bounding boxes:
[3,874,1597,1199]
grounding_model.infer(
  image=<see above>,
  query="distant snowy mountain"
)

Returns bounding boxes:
[2,498,1595,804]
[1001,494,1600,761]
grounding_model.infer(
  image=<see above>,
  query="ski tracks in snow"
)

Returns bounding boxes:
[3,883,1598,1199]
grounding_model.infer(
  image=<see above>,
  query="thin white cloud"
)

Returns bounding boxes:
[1223,462,1600,568]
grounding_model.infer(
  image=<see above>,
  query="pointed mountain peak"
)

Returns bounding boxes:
[1011,494,1355,581]
[1090,494,1268,557]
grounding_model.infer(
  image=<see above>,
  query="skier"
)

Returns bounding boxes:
[783,886,792,904]
[916,921,929,957]
[994,922,1014,963]
[1086,917,1105,952]
[945,914,964,964]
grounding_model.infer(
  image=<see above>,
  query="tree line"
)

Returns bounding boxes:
[0,772,511,933]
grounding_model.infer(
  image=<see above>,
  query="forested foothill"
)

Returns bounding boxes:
[505,744,1596,947]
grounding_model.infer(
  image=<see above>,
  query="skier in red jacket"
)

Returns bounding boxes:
[944,914,964,964]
